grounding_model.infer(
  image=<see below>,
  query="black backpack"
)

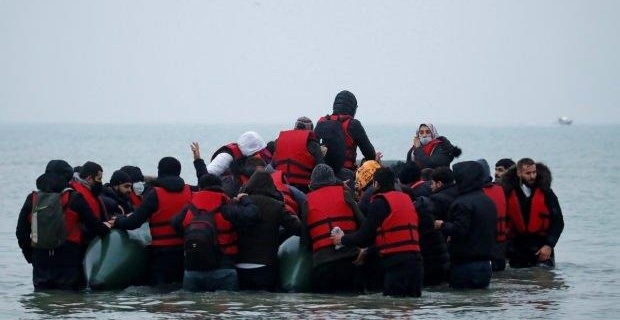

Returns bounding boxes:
[314,115,346,173]
[183,204,223,271]
[30,189,71,249]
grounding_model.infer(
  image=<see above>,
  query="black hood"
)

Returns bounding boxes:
[476,159,493,184]
[453,161,485,194]
[35,160,73,192]
[242,171,282,200]
[501,162,552,192]
[437,136,462,158]
[151,175,186,192]
[332,90,358,117]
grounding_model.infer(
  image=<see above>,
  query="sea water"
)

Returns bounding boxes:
[1,122,619,319]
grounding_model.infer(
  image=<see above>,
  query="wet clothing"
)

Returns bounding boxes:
[439,161,496,289]
[501,163,564,268]
[406,136,462,169]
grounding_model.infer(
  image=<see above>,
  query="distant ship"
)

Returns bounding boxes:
[558,116,573,125]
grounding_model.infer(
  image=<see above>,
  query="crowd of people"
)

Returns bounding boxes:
[16,90,565,297]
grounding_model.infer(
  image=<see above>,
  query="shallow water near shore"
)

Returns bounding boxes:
[1,123,619,319]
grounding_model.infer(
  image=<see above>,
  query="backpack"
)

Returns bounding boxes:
[30,189,71,249]
[314,115,346,173]
[183,204,223,271]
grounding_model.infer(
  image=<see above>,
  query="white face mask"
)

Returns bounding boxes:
[419,136,433,146]
[132,182,145,196]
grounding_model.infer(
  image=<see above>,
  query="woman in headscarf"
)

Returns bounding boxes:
[405,123,462,169]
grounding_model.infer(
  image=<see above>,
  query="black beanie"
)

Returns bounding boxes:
[120,165,145,183]
[333,90,358,116]
[398,162,421,184]
[110,170,132,186]
[157,157,181,177]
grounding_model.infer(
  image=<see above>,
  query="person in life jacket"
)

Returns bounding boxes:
[434,161,497,289]
[16,160,111,290]
[332,167,423,297]
[500,158,564,269]
[191,131,271,197]
[406,123,462,169]
[101,170,134,217]
[120,165,146,208]
[300,164,365,293]
[171,173,259,292]
[315,90,377,175]
[70,161,110,244]
[271,116,324,193]
[113,157,192,286]
[476,159,509,272]
[235,171,301,291]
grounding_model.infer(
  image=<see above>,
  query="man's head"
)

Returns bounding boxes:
[294,116,314,130]
[517,158,537,187]
[110,170,132,197]
[373,167,396,192]
[79,161,104,195]
[397,162,421,186]
[157,157,181,177]
[495,158,515,181]
[430,166,454,193]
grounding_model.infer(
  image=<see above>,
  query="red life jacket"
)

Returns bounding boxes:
[29,190,82,245]
[506,188,551,236]
[182,190,238,256]
[271,170,300,215]
[421,138,442,157]
[272,130,317,187]
[409,180,426,190]
[211,143,244,161]
[374,191,420,256]
[306,185,357,252]
[150,185,192,247]
[70,181,107,221]
[482,184,508,243]
[129,192,142,208]
[318,114,357,170]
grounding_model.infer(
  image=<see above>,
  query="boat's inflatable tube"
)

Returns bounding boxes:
[278,235,313,292]
[83,224,150,290]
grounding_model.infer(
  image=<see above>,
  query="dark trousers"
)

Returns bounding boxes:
[312,259,358,293]
[450,260,492,289]
[237,265,278,291]
[383,255,423,297]
[508,246,555,269]
[423,264,449,286]
[32,242,83,291]
[149,246,184,286]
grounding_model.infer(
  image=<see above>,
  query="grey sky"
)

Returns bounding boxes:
[1,1,618,125]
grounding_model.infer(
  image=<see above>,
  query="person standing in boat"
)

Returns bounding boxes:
[406,123,461,169]
[300,164,365,293]
[192,131,271,196]
[315,90,378,179]
[501,158,564,269]
[270,116,324,193]
[434,161,497,289]
[16,160,112,290]
[112,157,192,286]
[332,167,423,297]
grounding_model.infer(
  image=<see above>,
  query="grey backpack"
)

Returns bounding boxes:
[31,189,71,249]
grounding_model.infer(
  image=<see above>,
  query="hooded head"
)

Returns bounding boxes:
[355,160,381,192]
[310,163,340,190]
[36,159,74,192]
[242,170,281,199]
[452,161,485,194]
[417,123,438,145]
[333,90,358,117]
[237,131,267,157]
[475,159,493,184]
[157,157,181,177]
[294,116,314,130]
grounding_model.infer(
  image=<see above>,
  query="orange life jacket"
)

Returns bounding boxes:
[374,191,420,256]
[129,192,142,208]
[482,184,508,243]
[271,170,300,215]
[182,190,238,256]
[70,181,107,221]
[306,185,357,252]
[318,114,356,170]
[29,190,82,245]
[506,188,551,236]
[272,130,316,187]
[149,185,192,247]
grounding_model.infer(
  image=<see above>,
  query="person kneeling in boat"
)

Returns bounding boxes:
[171,174,259,292]
[300,164,365,293]
[332,167,423,297]
[500,158,564,269]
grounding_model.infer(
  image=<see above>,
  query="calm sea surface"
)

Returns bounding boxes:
[1,123,619,319]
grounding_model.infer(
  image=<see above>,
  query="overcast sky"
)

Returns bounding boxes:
[1,1,618,125]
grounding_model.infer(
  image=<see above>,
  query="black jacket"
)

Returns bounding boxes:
[332,97,376,163]
[440,161,497,264]
[406,136,462,169]
[114,175,187,230]
[101,185,134,217]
